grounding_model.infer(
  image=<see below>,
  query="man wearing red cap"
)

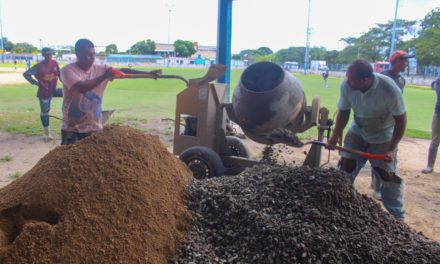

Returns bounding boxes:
[382,50,413,93]
[370,50,413,200]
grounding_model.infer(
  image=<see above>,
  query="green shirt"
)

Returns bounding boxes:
[338,73,406,144]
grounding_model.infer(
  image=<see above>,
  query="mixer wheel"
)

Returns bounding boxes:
[180,146,224,179]
[226,136,250,158]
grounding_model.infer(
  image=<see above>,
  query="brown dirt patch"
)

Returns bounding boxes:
[0,125,193,263]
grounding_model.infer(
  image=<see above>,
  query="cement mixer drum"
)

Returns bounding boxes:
[232,61,306,144]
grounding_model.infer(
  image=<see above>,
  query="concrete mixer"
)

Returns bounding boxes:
[173,62,332,179]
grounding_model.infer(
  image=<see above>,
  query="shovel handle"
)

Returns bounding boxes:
[333,145,386,161]
[307,141,387,161]
[111,68,160,79]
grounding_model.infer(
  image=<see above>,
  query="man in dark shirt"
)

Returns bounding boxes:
[382,50,413,93]
[370,50,413,199]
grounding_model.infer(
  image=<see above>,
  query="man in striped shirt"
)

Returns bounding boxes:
[23,47,61,140]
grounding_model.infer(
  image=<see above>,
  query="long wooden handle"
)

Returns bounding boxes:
[307,141,387,161]
[332,145,386,160]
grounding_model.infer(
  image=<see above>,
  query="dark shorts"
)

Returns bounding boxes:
[61,130,93,145]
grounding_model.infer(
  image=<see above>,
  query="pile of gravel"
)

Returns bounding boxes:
[174,165,440,263]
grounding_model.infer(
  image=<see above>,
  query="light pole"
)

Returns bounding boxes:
[390,0,400,57]
[0,0,4,63]
[166,3,173,67]
[304,0,311,75]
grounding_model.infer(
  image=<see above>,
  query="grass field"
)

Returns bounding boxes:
[0,66,435,139]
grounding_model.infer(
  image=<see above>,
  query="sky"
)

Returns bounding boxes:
[0,0,439,54]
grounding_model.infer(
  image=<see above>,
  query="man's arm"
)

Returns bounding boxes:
[56,62,62,83]
[386,113,407,160]
[327,109,350,147]
[23,66,39,86]
[70,67,114,94]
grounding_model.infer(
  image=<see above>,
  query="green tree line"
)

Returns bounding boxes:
[234,7,440,67]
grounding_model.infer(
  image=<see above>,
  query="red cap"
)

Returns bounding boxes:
[390,50,414,64]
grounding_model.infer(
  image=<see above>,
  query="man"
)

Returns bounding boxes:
[23,47,61,140]
[60,38,159,145]
[422,78,440,174]
[322,68,329,88]
[370,50,413,199]
[327,59,407,221]
[25,58,31,70]
[382,50,413,93]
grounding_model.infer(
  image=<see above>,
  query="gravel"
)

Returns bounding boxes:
[174,165,440,264]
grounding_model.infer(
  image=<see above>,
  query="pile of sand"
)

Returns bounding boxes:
[0,125,193,264]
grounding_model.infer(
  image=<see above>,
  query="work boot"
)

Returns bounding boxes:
[43,126,53,141]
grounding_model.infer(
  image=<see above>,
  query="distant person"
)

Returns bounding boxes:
[322,69,329,88]
[13,59,17,69]
[422,78,440,174]
[382,50,413,93]
[23,47,61,140]
[327,59,407,221]
[25,58,31,70]
[370,50,413,199]
[60,38,160,145]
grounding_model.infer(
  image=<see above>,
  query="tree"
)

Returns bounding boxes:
[337,19,416,63]
[337,45,359,63]
[324,50,340,64]
[239,49,258,61]
[105,44,118,54]
[411,8,440,65]
[421,7,440,30]
[0,37,14,51]
[274,46,305,64]
[130,39,156,55]
[12,42,38,54]
[309,46,327,60]
[254,53,276,63]
[173,40,196,57]
[232,54,241,60]
[256,47,273,56]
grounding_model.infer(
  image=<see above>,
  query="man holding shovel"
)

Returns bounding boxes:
[327,59,407,221]
[60,38,160,145]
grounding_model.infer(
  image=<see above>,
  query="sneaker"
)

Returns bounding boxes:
[372,191,382,200]
[43,127,53,141]
[422,167,433,174]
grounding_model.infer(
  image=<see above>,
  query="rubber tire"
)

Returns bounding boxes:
[224,136,250,175]
[180,146,225,179]
[226,136,250,158]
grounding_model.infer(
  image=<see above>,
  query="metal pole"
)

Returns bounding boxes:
[390,0,399,57]
[304,0,311,75]
[167,5,172,67]
[0,0,4,63]
[216,0,233,101]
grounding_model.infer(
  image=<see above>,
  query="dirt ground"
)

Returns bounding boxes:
[0,119,439,245]
[0,68,26,84]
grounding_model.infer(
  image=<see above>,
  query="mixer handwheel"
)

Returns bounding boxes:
[180,146,224,179]
[224,136,250,175]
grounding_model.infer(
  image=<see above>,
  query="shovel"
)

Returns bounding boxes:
[110,68,189,85]
[305,140,387,161]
